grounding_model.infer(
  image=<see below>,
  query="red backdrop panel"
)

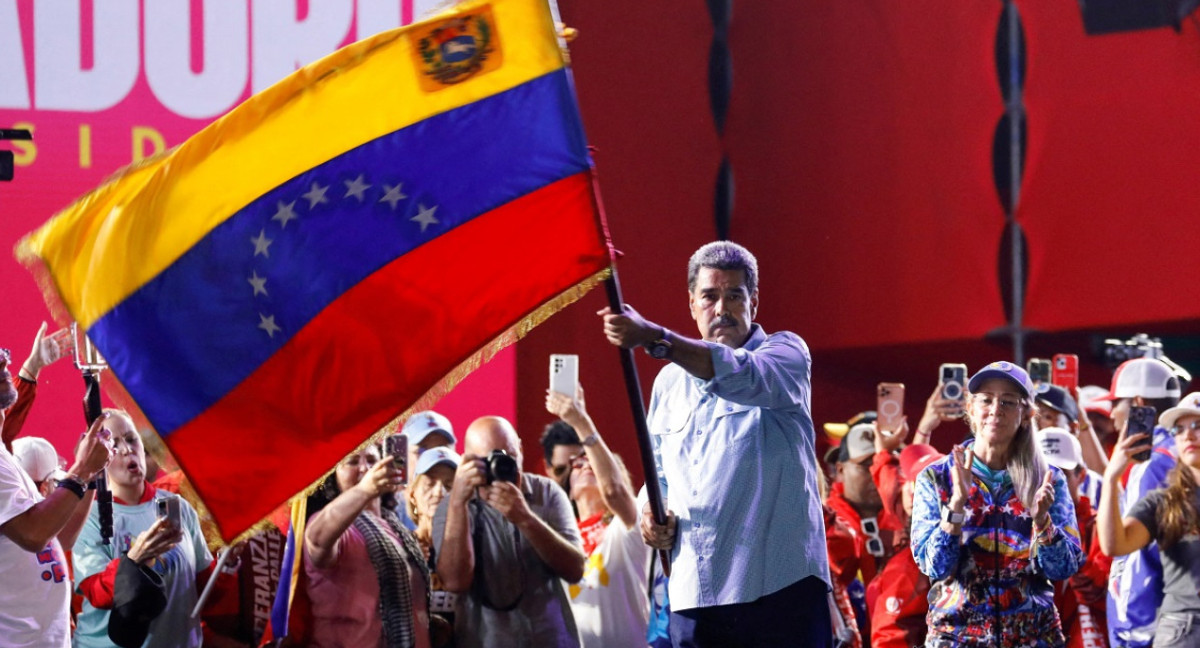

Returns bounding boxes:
[1019,1,1200,331]
[726,0,1008,350]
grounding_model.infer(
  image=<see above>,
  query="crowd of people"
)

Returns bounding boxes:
[2,240,1199,647]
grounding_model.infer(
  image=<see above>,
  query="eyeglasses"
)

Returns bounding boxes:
[1171,420,1200,438]
[860,516,885,557]
[551,451,590,479]
[971,393,1024,412]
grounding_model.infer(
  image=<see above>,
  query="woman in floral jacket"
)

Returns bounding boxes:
[911,362,1083,647]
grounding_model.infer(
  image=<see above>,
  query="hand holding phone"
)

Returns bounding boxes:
[1051,354,1079,396]
[385,435,408,485]
[156,497,182,529]
[550,354,579,398]
[1027,358,1051,385]
[877,383,905,436]
[1126,405,1156,462]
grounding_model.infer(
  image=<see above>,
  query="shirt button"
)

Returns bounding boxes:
[698,556,704,561]
[725,405,733,412]
[693,459,699,465]
[692,490,698,496]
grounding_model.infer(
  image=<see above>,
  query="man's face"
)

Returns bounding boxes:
[544,443,582,490]
[837,455,882,510]
[689,267,758,348]
[1034,405,1066,431]
[0,348,17,410]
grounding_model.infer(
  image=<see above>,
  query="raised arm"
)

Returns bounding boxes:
[305,457,399,569]
[1,414,112,552]
[483,479,585,583]
[546,386,638,528]
[436,454,486,592]
[1097,428,1153,557]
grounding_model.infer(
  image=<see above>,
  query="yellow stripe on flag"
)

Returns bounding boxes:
[18,0,564,328]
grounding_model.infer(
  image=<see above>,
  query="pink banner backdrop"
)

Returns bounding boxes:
[0,0,514,460]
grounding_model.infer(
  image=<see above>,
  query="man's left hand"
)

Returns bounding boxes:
[482,480,532,525]
[598,305,658,349]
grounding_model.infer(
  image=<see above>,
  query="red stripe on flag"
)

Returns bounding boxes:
[166,172,607,538]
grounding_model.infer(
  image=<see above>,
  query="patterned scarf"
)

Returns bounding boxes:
[354,508,431,648]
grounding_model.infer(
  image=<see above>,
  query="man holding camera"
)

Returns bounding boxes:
[433,415,585,648]
[600,241,832,647]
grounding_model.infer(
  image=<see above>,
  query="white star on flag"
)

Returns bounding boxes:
[271,200,298,228]
[258,313,281,338]
[412,203,439,232]
[302,182,330,209]
[248,271,268,297]
[251,230,273,258]
[380,183,408,210]
[344,174,372,202]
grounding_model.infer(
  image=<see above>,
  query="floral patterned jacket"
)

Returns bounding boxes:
[911,441,1083,648]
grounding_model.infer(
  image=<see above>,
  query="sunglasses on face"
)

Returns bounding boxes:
[861,516,885,557]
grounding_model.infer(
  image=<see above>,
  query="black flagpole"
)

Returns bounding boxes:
[587,161,671,576]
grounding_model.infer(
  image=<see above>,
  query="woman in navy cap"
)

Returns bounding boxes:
[910,361,1083,647]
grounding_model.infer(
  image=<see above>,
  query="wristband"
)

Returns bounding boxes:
[942,508,966,525]
[56,476,86,499]
[18,365,36,382]
[581,434,600,448]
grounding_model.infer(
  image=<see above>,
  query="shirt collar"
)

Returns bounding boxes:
[114,481,158,506]
[739,323,767,351]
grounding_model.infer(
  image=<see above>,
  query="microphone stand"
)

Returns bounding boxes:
[82,369,113,545]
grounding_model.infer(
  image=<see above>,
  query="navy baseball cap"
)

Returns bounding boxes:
[1035,384,1079,423]
[968,361,1034,399]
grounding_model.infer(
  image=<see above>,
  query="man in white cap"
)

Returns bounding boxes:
[825,422,897,595]
[1036,427,1111,647]
[1101,357,1182,648]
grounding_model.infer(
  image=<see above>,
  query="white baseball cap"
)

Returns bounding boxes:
[1078,385,1112,416]
[400,411,455,446]
[1102,358,1181,400]
[12,437,66,483]
[1159,392,1200,431]
[838,423,876,462]
[415,446,461,476]
[1035,427,1083,471]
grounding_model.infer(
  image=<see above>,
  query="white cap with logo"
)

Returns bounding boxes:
[1035,427,1083,472]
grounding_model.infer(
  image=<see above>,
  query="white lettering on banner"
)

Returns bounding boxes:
[0,1,29,108]
[34,0,139,112]
[250,0,354,95]
[1,1,442,119]
[145,0,248,119]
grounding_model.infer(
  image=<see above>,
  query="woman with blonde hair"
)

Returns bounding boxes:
[911,362,1083,647]
[1098,392,1200,647]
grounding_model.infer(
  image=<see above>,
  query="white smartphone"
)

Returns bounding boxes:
[549,354,579,398]
[156,497,182,528]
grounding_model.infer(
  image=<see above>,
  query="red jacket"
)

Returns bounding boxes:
[825,505,863,648]
[1053,495,1111,648]
[869,547,930,648]
[826,482,901,588]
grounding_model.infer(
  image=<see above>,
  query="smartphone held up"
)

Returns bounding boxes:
[877,383,905,436]
[1127,405,1156,463]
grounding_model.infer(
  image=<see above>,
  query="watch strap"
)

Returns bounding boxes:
[56,476,86,499]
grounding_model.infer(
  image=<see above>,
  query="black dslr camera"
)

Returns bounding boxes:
[484,449,520,484]
[1103,333,1164,368]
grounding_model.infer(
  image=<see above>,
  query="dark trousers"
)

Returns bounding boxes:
[669,576,833,648]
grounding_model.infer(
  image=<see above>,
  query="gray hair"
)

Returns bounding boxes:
[687,241,759,294]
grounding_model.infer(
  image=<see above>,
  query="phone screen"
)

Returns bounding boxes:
[1128,406,1156,462]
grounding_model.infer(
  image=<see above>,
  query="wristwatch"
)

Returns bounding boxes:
[643,327,673,360]
[581,434,600,448]
[56,474,87,499]
[942,508,966,525]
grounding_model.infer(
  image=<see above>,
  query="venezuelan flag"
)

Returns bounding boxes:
[17,0,611,542]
